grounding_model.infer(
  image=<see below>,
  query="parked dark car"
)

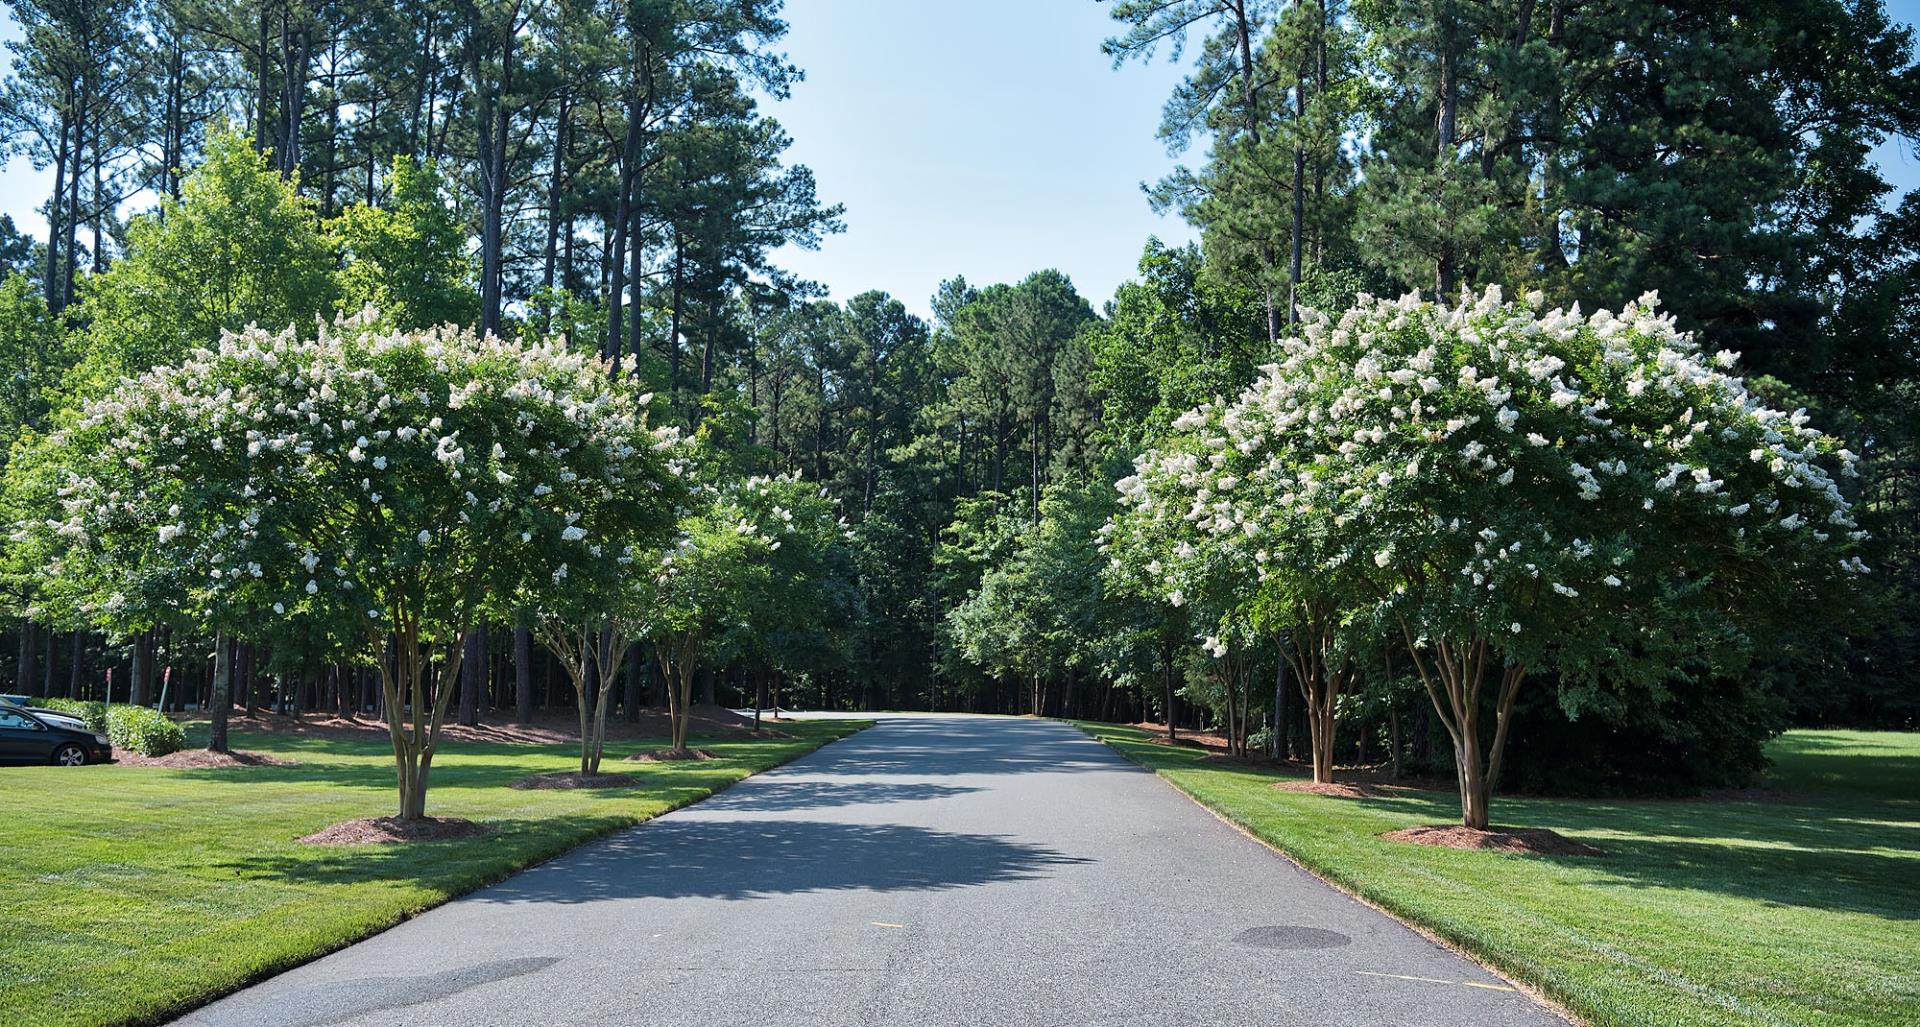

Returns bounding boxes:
[0,701,113,766]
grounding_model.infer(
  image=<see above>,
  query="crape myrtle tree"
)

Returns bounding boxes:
[1106,397,1359,780]
[1248,287,1871,828]
[42,316,678,819]
[521,378,683,776]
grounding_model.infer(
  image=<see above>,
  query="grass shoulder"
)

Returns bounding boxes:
[0,717,869,1027]
[1072,720,1919,1027]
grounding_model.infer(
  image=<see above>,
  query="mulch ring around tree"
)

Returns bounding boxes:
[1273,779,1397,799]
[299,816,496,845]
[509,770,644,790]
[625,747,719,762]
[1381,824,1604,857]
[119,749,299,769]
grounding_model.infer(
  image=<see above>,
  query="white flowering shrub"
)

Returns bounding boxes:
[44,315,681,817]
[1108,397,1362,778]
[1115,286,1867,827]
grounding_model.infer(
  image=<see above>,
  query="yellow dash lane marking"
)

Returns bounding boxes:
[870,922,906,929]
[1356,971,1454,986]
[1354,971,1515,993]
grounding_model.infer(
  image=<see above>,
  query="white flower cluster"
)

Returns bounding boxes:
[1108,286,1868,666]
[39,317,682,633]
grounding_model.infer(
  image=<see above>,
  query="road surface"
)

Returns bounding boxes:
[175,714,1566,1027]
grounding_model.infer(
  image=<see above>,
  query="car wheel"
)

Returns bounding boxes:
[51,743,89,767]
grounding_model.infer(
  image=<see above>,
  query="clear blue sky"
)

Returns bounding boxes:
[3,0,1918,318]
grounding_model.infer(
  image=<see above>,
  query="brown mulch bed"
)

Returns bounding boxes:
[509,771,643,790]
[625,747,719,762]
[119,748,298,769]
[163,704,761,745]
[299,816,495,845]
[1273,779,1395,799]
[1381,824,1604,857]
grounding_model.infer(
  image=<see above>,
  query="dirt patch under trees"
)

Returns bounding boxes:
[119,749,298,769]
[626,747,719,762]
[1272,779,1398,799]
[298,816,495,845]
[508,771,644,790]
[1381,824,1604,857]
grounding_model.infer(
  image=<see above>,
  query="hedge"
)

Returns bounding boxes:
[105,705,187,757]
[33,698,107,733]
[30,700,186,757]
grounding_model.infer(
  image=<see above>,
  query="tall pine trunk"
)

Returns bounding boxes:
[514,624,534,724]
[208,632,231,753]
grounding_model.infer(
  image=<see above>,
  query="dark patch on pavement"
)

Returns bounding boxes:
[178,956,561,1027]
[1235,925,1354,950]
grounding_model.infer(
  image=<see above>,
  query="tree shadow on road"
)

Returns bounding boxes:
[470,819,1093,903]
[693,779,983,811]
[810,718,1127,777]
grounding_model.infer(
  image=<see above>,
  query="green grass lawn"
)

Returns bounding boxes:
[0,718,866,1027]
[1075,723,1919,1027]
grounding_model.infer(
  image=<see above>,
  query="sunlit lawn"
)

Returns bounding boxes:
[0,718,867,1027]
[1075,723,1919,1027]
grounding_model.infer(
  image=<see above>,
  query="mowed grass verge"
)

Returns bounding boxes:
[0,718,868,1027]
[1074,723,1918,1027]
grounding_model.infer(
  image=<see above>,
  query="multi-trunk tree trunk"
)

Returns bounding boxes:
[1398,630,1526,830]
[537,621,627,775]
[1279,617,1350,784]
[654,633,702,755]
[374,613,468,821]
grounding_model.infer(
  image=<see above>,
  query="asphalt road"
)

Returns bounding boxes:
[174,714,1567,1027]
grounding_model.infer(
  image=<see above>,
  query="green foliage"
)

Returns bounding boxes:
[0,214,35,276]
[1086,241,1265,448]
[1497,673,1786,797]
[949,478,1128,698]
[33,697,105,732]
[328,157,478,330]
[69,132,337,391]
[0,273,67,469]
[105,704,186,756]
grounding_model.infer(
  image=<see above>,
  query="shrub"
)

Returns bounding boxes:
[36,698,107,733]
[105,705,187,757]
